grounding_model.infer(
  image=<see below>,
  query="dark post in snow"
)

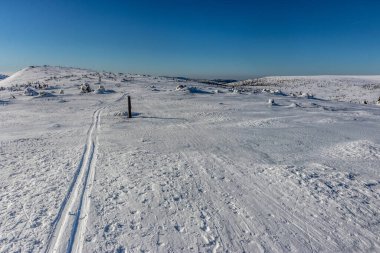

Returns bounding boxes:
[128,96,132,118]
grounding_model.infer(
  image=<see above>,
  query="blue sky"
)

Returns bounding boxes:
[1,0,379,79]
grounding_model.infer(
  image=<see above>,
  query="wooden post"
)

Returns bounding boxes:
[128,96,132,118]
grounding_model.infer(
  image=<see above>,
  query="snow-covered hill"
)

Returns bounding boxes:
[230,75,380,104]
[0,65,99,88]
[1,66,379,252]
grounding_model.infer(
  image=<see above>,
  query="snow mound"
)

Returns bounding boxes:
[94,85,115,94]
[176,85,211,94]
[24,87,39,96]
[285,102,300,108]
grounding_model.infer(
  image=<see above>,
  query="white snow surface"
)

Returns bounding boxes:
[1,66,380,252]
[231,75,380,104]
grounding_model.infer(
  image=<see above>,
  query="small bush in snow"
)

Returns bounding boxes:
[80,83,92,93]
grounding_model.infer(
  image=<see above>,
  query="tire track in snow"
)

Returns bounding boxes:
[45,108,102,253]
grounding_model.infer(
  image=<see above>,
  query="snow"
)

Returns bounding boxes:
[230,75,380,104]
[0,66,380,252]
[0,74,8,81]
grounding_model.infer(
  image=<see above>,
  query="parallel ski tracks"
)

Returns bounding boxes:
[45,108,102,253]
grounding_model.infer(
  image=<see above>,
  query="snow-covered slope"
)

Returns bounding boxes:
[0,65,98,88]
[230,75,380,104]
[1,66,380,252]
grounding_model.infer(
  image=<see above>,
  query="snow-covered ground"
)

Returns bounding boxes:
[0,66,379,252]
[230,76,380,104]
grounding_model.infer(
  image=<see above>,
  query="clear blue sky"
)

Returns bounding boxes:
[1,0,379,79]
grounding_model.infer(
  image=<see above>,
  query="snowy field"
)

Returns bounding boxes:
[0,66,380,252]
[230,75,380,104]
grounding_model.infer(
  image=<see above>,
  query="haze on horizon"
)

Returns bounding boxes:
[1,0,380,79]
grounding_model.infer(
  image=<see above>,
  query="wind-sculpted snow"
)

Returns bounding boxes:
[0,66,379,252]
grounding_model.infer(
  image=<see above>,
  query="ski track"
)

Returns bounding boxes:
[2,67,380,252]
[45,108,102,253]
